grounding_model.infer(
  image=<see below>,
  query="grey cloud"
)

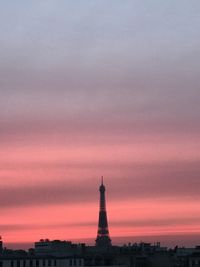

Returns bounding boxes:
[0,161,200,209]
[70,216,200,228]
[0,111,200,147]
[2,215,200,233]
[0,0,200,125]
[0,182,95,208]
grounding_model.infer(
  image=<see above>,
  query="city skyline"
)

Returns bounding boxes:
[0,1,200,249]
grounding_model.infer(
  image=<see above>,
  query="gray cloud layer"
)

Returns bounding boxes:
[0,161,200,209]
[2,215,200,232]
[0,1,200,124]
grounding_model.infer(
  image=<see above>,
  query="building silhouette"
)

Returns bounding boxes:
[95,177,112,247]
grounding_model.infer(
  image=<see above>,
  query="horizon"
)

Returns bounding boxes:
[4,233,200,250]
[0,1,200,248]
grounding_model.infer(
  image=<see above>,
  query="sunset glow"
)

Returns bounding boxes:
[0,1,200,249]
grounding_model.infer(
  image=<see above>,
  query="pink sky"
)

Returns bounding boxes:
[1,134,200,247]
[0,1,200,249]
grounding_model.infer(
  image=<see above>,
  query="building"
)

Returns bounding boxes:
[189,253,200,267]
[34,240,84,257]
[0,237,3,254]
[0,256,84,267]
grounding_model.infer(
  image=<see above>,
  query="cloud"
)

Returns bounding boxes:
[0,182,95,208]
[0,114,200,148]
[2,215,200,234]
[0,161,200,209]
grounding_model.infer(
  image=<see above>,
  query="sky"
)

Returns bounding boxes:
[0,0,200,248]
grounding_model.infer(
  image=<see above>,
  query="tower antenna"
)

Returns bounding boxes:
[101,176,104,185]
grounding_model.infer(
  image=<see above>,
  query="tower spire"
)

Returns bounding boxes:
[96,177,112,247]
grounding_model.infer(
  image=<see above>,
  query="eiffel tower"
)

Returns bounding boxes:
[95,177,112,247]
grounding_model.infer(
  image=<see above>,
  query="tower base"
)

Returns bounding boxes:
[95,236,112,247]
